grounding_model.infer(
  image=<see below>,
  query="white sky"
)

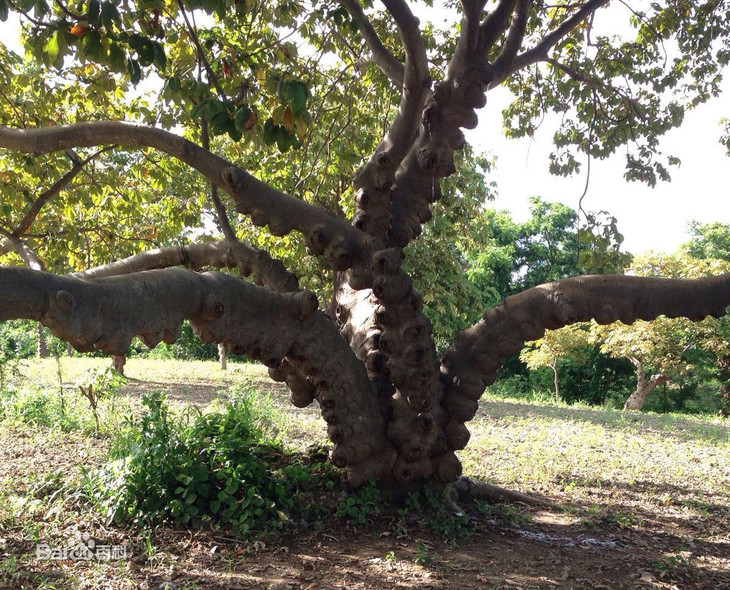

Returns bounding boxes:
[469,84,730,255]
[1,4,729,256]
[411,3,730,256]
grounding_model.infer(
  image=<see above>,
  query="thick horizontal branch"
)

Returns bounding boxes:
[0,122,379,275]
[77,239,299,293]
[440,273,730,426]
[0,265,394,484]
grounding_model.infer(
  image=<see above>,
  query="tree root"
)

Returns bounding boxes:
[447,476,553,512]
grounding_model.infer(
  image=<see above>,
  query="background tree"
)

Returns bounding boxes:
[1,0,730,489]
[519,323,590,402]
[594,252,730,411]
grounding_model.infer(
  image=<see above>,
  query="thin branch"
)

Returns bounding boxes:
[13,146,113,237]
[337,0,405,87]
[0,229,45,270]
[494,0,610,86]
[199,115,237,241]
[491,0,533,81]
[54,0,83,20]
[176,0,228,100]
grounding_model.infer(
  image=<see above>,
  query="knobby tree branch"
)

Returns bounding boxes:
[494,0,611,85]
[0,122,383,279]
[351,0,430,240]
[76,239,299,293]
[0,265,394,484]
[440,273,730,431]
[490,0,532,81]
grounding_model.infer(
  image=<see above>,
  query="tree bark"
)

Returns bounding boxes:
[623,356,669,411]
[717,358,730,417]
[550,357,560,402]
[0,266,392,485]
[37,322,48,359]
[218,343,227,370]
[111,355,127,376]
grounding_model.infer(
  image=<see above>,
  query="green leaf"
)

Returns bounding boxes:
[152,42,166,70]
[278,79,309,117]
[127,33,145,51]
[288,81,309,116]
[262,118,277,145]
[209,110,233,135]
[127,57,141,84]
[234,104,252,131]
[0,0,9,22]
[100,0,120,28]
[87,0,101,25]
[43,31,61,66]
[107,41,125,72]
[33,0,49,17]
[137,40,155,67]
[189,99,209,120]
[224,479,239,495]
[83,29,103,60]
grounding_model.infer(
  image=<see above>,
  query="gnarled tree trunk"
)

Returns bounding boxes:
[623,356,670,411]
[1,1,730,490]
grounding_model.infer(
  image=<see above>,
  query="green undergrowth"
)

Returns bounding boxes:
[0,368,133,437]
[82,389,487,543]
[85,390,341,539]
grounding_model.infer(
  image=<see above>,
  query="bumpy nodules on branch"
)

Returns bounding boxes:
[440,273,730,436]
[351,0,431,241]
[335,248,460,485]
[0,123,382,279]
[333,6,506,486]
[78,239,299,293]
[0,266,394,485]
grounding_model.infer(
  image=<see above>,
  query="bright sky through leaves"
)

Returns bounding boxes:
[1,3,728,256]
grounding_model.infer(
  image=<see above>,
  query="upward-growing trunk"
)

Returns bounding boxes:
[550,357,560,402]
[37,322,48,358]
[218,343,227,370]
[623,356,669,411]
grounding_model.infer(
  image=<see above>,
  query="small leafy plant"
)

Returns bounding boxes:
[75,367,127,434]
[88,390,339,539]
[335,478,382,526]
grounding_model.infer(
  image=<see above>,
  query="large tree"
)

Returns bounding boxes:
[1,0,730,488]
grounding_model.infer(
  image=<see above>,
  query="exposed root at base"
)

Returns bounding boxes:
[448,476,553,510]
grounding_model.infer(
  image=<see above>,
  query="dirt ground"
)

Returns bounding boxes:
[1,361,728,589]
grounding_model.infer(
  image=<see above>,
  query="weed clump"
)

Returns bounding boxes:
[87,391,338,539]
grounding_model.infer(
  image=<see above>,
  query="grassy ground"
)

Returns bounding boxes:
[0,357,728,589]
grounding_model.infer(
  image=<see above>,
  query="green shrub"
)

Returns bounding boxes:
[88,391,338,538]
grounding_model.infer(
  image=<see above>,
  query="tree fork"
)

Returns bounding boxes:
[333,1,521,487]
